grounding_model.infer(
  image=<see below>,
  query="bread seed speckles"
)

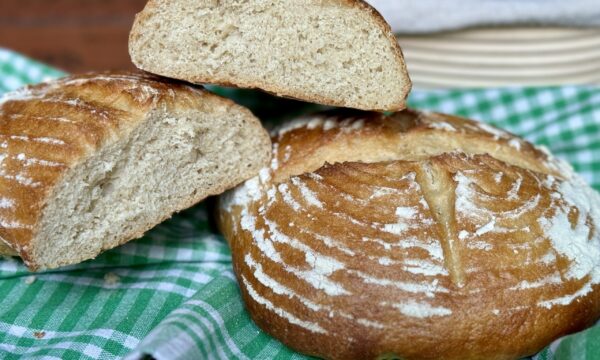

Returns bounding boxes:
[104,272,120,287]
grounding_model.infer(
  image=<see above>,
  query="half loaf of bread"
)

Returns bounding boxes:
[129,0,411,111]
[218,110,600,360]
[0,72,271,270]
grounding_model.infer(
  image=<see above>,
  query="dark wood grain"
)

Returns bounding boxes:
[0,0,147,72]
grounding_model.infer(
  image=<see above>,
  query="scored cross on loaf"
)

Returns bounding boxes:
[218,109,600,360]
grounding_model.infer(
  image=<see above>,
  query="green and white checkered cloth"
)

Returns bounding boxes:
[0,47,599,360]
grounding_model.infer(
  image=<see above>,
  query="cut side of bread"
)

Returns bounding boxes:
[129,0,411,111]
[0,72,271,270]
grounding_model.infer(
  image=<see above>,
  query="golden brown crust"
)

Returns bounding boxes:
[218,109,600,360]
[0,71,269,269]
[129,0,411,112]
[269,109,566,182]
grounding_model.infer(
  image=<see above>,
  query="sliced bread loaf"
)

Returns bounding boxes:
[0,72,271,270]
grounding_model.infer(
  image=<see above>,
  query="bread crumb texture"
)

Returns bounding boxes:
[129,0,410,111]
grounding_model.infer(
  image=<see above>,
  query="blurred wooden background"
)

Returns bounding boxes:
[0,0,147,73]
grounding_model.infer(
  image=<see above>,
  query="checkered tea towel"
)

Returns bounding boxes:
[1,48,600,359]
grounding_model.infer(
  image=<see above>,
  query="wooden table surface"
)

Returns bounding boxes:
[0,0,147,73]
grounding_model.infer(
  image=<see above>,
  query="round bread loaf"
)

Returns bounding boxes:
[218,109,600,360]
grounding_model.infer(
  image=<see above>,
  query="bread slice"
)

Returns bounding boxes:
[0,72,271,270]
[128,0,411,111]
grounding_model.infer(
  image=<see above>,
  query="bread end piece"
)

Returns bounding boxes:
[0,72,271,270]
[129,0,411,111]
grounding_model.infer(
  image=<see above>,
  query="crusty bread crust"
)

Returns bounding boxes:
[218,110,600,360]
[0,71,271,270]
[128,0,411,111]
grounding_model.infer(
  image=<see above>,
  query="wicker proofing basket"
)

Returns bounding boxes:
[396,27,600,89]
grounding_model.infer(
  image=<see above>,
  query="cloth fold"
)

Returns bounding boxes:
[366,0,600,33]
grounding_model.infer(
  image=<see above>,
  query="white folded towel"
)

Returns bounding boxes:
[367,0,600,33]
